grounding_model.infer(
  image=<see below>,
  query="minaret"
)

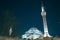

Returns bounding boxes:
[9,27,12,36]
[41,2,51,37]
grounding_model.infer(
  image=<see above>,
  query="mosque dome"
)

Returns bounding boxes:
[22,27,43,39]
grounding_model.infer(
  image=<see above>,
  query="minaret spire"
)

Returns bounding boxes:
[9,27,12,36]
[41,2,52,37]
[41,1,45,12]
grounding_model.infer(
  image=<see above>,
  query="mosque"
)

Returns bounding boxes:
[22,2,52,39]
[0,2,60,40]
[21,2,60,40]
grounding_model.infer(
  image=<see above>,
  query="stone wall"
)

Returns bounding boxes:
[0,36,22,40]
[53,37,60,40]
[0,36,60,40]
[37,37,60,40]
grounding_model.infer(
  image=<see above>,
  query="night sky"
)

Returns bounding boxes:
[0,0,60,37]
